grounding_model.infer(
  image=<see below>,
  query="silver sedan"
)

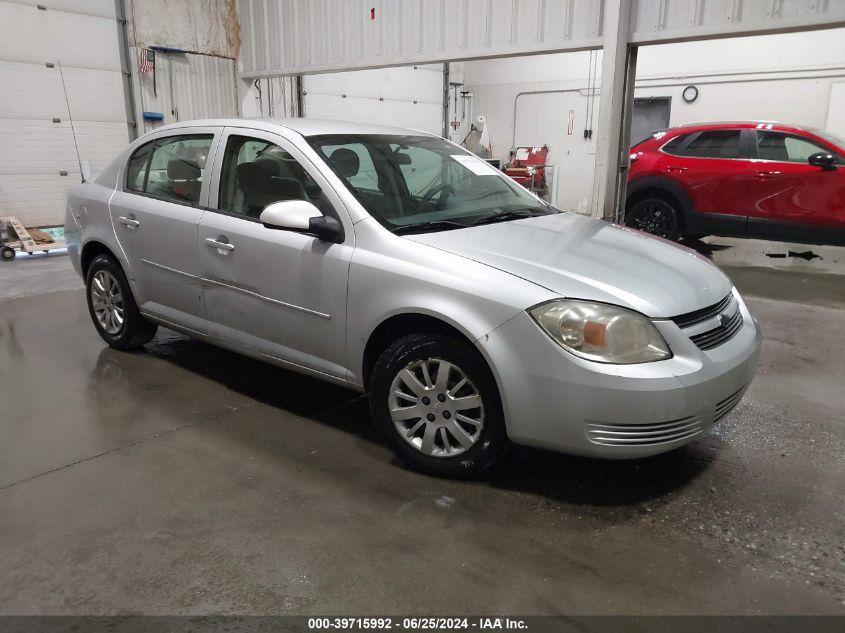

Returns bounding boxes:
[65,119,761,477]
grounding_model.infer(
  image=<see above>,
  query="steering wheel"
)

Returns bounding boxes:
[422,183,456,204]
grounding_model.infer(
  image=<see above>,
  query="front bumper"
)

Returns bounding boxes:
[479,291,761,458]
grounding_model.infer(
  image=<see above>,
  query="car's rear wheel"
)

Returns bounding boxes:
[1,246,15,261]
[626,195,682,241]
[369,333,508,478]
[85,254,157,350]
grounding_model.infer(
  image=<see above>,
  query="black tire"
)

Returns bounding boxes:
[369,333,508,479]
[85,254,157,350]
[1,246,15,261]
[625,194,683,241]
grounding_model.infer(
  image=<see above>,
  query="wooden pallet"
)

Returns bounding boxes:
[1,216,65,254]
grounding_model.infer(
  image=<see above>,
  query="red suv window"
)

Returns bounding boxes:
[666,130,742,159]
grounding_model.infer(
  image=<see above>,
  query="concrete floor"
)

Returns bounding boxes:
[1,250,844,615]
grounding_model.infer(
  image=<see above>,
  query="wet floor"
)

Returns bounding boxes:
[1,257,844,615]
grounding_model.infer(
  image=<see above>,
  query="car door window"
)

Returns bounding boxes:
[756,131,830,163]
[125,135,213,205]
[677,130,742,158]
[218,135,324,219]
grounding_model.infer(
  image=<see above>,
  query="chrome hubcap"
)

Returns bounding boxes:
[388,357,485,458]
[90,270,125,335]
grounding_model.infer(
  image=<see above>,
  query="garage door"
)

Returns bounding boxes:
[0,0,130,227]
[303,64,444,136]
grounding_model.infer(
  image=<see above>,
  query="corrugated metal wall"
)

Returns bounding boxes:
[238,0,605,77]
[631,0,845,44]
[237,0,845,78]
[131,48,238,134]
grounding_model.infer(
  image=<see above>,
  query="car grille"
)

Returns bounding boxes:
[585,416,704,447]
[670,293,743,351]
[670,293,733,329]
[689,310,743,350]
[714,386,747,422]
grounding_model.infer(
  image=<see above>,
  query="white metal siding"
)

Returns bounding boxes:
[131,48,238,135]
[630,0,845,44]
[0,0,129,227]
[237,0,845,78]
[238,0,604,78]
[303,65,444,135]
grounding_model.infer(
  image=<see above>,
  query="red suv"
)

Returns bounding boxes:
[626,122,845,245]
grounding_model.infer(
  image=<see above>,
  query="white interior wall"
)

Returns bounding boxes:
[463,28,845,212]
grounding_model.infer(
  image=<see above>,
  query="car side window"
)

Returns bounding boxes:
[218,135,324,219]
[125,134,213,205]
[757,131,830,163]
[660,134,689,155]
[676,130,742,159]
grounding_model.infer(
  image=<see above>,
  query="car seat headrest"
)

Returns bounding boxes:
[167,159,201,181]
[327,148,360,178]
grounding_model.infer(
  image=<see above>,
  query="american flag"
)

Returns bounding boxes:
[139,48,155,73]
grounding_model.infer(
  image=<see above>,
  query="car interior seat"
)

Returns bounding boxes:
[237,160,310,218]
[165,158,202,203]
[757,135,789,161]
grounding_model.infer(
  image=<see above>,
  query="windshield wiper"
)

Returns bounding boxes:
[391,220,467,235]
[470,209,540,226]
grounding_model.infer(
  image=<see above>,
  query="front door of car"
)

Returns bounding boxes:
[197,128,353,379]
[747,130,845,232]
[109,129,219,332]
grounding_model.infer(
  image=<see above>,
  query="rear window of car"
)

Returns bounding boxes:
[667,130,742,159]
[660,134,689,155]
[125,134,214,206]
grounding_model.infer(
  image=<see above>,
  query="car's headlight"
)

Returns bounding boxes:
[529,300,672,364]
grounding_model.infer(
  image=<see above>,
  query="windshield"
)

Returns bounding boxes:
[307,134,554,232]
[809,128,845,152]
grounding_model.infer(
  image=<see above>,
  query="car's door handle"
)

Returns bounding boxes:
[117,216,140,229]
[205,237,235,252]
[754,170,780,180]
[665,166,688,173]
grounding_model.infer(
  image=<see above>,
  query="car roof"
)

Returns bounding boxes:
[148,118,439,138]
[665,121,808,133]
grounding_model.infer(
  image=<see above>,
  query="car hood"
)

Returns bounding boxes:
[404,213,732,318]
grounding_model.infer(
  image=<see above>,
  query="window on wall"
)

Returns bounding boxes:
[678,130,742,159]
[218,135,323,218]
[125,134,213,205]
[756,131,831,162]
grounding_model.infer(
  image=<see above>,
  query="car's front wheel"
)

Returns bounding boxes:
[626,195,682,240]
[85,254,157,350]
[369,333,508,478]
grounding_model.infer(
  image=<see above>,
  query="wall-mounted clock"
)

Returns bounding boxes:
[682,85,699,103]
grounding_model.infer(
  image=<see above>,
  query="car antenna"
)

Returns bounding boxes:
[57,60,85,183]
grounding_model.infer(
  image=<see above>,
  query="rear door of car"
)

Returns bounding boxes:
[746,129,845,238]
[661,128,757,222]
[109,127,221,333]
[197,127,354,379]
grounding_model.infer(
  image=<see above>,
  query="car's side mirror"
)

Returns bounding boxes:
[259,200,342,243]
[808,152,837,170]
